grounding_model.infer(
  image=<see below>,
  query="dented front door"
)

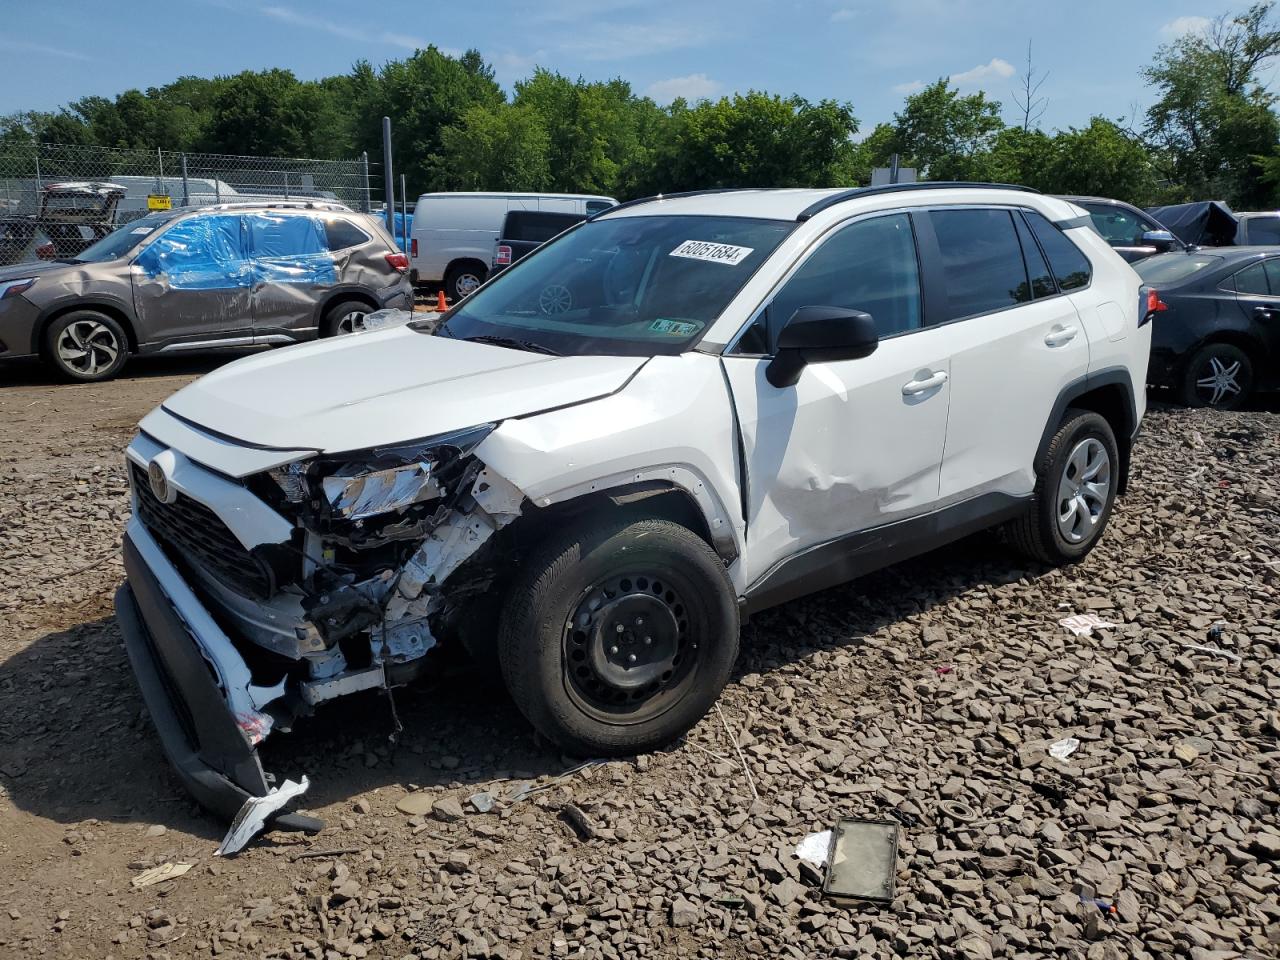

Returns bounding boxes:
[720,211,951,585]
[131,214,252,347]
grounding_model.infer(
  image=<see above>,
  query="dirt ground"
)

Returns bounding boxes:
[0,351,1277,960]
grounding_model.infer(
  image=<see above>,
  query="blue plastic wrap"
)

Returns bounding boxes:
[248,214,337,286]
[135,215,252,290]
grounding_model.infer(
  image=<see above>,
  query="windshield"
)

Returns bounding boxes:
[432,214,794,356]
[75,212,174,262]
[1135,254,1223,285]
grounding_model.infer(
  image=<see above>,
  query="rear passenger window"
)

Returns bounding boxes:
[1014,212,1056,298]
[931,209,1030,321]
[323,218,370,250]
[764,213,922,345]
[1025,210,1092,291]
[249,214,329,257]
[1234,262,1271,295]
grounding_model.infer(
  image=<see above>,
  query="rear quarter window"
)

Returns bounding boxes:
[324,218,371,250]
[1025,210,1092,291]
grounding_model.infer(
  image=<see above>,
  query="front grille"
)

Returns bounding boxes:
[131,462,275,600]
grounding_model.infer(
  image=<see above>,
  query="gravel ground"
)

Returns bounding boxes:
[0,353,1277,960]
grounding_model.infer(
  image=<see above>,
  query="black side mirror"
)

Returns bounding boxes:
[1140,229,1178,252]
[765,305,879,388]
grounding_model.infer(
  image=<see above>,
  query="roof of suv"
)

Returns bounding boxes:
[595,183,1068,224]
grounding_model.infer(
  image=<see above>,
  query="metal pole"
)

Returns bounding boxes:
[283,170,290,200]
[399,173,407,250]
[360,151,371,213]
[157,148,165,191]
[381,117,395,235]
[889,153,900,185]
[181,153,189,206]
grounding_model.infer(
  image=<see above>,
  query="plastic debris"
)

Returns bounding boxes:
[795,830,833,868]
[469,791,495,814]
[215,777,310,857]
[823,818,899,903]
[1048,737,1080,760]
[1057,613,1117,637]
[130,862,192,888]
[1176,640,1242,663]
[935,664,955,675]
[1080,894,1117,916]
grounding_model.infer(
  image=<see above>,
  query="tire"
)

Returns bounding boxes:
[1006,408,1119,565]
[444,262,486,302]
[44,310,129,382]
[1179,342,1253,409]
[498,516,739,756]
[321,298,374,337]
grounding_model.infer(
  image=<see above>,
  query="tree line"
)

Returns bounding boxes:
[2,3,1277,209]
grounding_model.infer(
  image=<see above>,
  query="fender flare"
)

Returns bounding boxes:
[34,293,139,353]
[1035,366,1138,492]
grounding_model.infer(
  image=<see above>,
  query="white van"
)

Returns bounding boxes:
[410,192,617,300]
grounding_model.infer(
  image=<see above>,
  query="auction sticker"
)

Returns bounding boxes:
[669,239,753,266]
[649,318,702,336]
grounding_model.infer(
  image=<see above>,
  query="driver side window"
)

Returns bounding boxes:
[737,213,922,354]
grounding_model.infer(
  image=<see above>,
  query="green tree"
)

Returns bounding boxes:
[888,79,1005,179]
[975,126,1055,189]
[1041,118,1156,202]
[647,92,858,192]
[1144,2,1280,206]
[434,104,551,190]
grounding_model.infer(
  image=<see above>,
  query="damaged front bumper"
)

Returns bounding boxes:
[116,523,320,832]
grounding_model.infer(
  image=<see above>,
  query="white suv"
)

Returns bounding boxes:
[117,184,1152,820]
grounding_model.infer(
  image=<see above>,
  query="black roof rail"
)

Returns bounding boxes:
[588,187,753,220]
[795,181,1040,222]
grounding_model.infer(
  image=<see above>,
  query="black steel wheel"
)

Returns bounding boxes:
[498,516,739,755]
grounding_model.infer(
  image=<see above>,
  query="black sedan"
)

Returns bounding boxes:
[1136,248,1280,408]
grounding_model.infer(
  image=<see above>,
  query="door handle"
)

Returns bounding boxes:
[901,370,948,396]
[1254,305,1278,321]
[1044,325,1079,347]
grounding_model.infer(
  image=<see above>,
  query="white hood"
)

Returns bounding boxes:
[161,325,646,453]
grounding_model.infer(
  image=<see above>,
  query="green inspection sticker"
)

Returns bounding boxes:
[649,318,703,336]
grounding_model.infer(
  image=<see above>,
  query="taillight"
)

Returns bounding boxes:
[1140,285,1168,326]
[410,238,417,258]
[495,244,512,266]
[384,252,409,273]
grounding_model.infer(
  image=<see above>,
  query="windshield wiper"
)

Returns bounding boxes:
[462,334,562,357]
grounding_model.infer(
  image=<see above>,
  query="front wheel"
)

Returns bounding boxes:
[498,517,739,756]
[44,310,130,382]
[1006,409,1119,565]
[1180,342,1253,409]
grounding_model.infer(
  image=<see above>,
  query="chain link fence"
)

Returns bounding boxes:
[0,142,380,265]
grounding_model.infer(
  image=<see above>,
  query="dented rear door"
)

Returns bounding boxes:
[246,213,337,337]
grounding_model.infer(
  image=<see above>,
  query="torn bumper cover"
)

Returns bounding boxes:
[116,528,320,832]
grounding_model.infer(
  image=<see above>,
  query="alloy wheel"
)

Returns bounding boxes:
[56,320,120,377]
[1056,437,1111,545]
[1194,355,1243,406]
[336,309,367,334]
[456,273,482,297]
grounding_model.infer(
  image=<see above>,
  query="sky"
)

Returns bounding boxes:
[0,0,1261,137]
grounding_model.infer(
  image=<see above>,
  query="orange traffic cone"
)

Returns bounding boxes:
[436,290,448,312]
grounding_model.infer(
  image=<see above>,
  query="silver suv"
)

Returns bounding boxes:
[0,201,412,381]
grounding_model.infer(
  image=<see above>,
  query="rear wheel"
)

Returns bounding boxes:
[321,298,373,337]
[44,310,129,382]
[498,517,739,756]
[1006,409,1119,565]
[1180,342,1253,409]
[444,262,486,303]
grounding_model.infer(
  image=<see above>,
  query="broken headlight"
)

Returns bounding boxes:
[322,461,439,520]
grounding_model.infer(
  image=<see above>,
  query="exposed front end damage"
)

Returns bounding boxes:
[117,416,526,824]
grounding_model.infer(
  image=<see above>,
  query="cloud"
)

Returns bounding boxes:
[645,73,722,104]
[1160,15,1211,39]
[830,8,856,22]
[559,23,705,60]
[0,39,92,62]
[260,5,433,52]
[892,79,926,95]
[948,57,1015,88]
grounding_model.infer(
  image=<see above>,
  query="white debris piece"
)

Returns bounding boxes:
[795,830,833,868]
[130,861,193,888]
[360,308,417,332]
[1057,613,1117,637]
[1048,737,1080,760]
[215,777,310,857]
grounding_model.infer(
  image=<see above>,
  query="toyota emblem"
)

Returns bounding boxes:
[147,460,173,503]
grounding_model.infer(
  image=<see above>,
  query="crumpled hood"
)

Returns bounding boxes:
[162,325,646,453]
